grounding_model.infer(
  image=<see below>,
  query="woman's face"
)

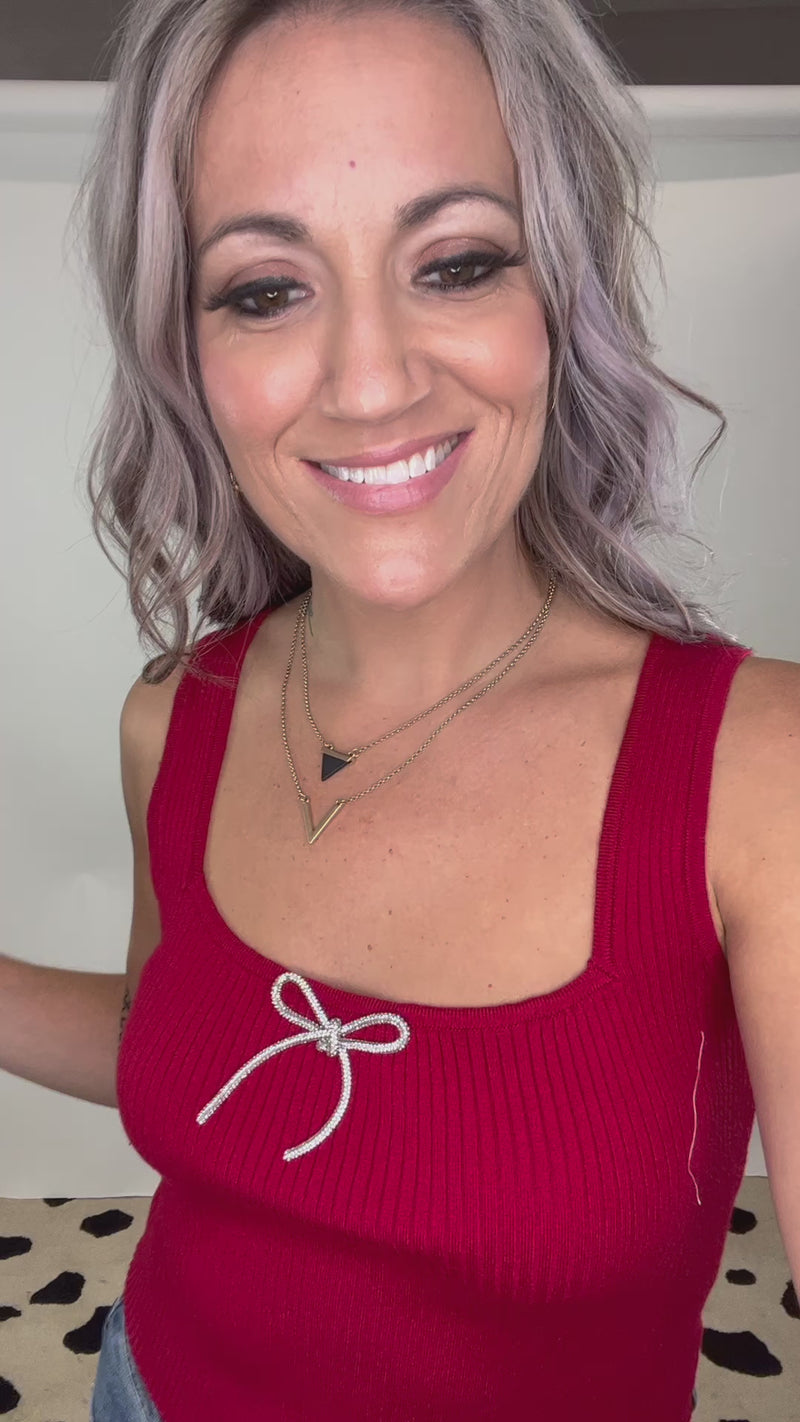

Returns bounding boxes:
[189,7,551,609]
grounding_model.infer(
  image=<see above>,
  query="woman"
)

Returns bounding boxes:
[12,0,797,1417]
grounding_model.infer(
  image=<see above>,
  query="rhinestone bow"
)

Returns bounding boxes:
[196,970,412,1161]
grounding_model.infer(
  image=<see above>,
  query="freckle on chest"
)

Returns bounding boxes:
[348,159,356,168]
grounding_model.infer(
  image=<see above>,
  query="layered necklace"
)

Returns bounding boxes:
[280,573,557,843]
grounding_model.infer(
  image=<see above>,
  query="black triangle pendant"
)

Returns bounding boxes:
[321,750,352,781]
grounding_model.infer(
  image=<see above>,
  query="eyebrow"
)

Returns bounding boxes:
[195,184,521,261]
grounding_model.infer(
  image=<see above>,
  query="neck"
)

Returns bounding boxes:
[302,543,556,718]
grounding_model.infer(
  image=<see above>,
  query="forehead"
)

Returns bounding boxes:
[191,9,518,234]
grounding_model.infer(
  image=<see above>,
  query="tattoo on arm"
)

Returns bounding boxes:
[119,985,132,1046]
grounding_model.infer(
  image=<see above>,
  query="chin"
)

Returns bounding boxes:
[324,559,461,612]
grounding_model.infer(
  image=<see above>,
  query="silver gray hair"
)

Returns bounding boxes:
[70,0,739,686]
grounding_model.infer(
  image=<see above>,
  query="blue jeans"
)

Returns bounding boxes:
[91,1294,163,1421]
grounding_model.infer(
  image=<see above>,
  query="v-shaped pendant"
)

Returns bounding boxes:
[300,795,346,845]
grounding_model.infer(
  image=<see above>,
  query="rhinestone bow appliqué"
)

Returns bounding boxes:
[196,971,412,1161]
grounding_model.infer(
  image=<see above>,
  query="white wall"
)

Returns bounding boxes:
[1,83,798,1196]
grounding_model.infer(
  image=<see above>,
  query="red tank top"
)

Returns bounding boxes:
[116,609,755,1421]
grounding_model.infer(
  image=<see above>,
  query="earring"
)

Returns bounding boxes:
[227,465,240,495]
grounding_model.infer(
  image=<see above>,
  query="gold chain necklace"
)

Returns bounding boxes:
[300,578,557,782]
[281,573,557,844]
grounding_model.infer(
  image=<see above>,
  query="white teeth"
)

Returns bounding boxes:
[318,435,459,484]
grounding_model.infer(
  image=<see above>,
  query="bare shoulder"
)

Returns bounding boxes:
[119,661,188,819]
[709,648,800,937]
[708,649,800,1290]
[118,607,287,794]
[121,660,186,725]
[714,649,800,781]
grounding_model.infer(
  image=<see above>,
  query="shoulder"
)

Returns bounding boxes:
[714,648,800,782]
[708,650,800,1290]
[119,664,188,824]
[120,605,283,770]
[709,648,800,934]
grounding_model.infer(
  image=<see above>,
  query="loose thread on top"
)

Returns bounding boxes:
[687,1031,705,1205]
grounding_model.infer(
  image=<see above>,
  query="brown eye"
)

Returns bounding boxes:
[203,277,309,321]
[247,285,292,314]
[436,260,490,287]
[416,248,518,294]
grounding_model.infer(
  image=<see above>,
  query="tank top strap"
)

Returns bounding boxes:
[604,628,753,982]
[146,606,275,919]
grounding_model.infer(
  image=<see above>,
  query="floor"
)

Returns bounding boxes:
[0,1174,797,1420]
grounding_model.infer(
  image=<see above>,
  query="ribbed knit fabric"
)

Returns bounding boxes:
[116,608,756,1421]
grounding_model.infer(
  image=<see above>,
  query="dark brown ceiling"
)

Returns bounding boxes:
[1,0,798,84]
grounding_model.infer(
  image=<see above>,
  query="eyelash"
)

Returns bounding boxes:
[202,248,527,322]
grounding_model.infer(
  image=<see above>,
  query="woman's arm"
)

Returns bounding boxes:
[0,954,125,1108]
[0,664,182,1109]
[715,653,800,1295]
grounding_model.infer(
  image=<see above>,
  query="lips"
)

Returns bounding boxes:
[308,430,468,470]
[302,427,473,516]
[319,434,461,485]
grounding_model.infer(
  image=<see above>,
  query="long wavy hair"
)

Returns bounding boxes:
[70,0,740,688]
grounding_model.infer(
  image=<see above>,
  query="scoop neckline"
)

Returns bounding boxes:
[188,613,659,1030]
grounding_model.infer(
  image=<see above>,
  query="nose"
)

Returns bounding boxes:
[316,283,431,424]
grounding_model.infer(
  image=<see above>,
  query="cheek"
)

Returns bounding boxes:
[439,301,550,412]
[197,339,318,446]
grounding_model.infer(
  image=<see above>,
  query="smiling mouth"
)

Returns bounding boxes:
[311,433,465,485]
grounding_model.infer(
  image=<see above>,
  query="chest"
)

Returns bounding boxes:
[202,664,727,1009]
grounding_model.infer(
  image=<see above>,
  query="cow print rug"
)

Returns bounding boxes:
[0,1174,796,1419]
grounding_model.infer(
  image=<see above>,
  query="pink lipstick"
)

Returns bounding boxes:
[303,431,472,515]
